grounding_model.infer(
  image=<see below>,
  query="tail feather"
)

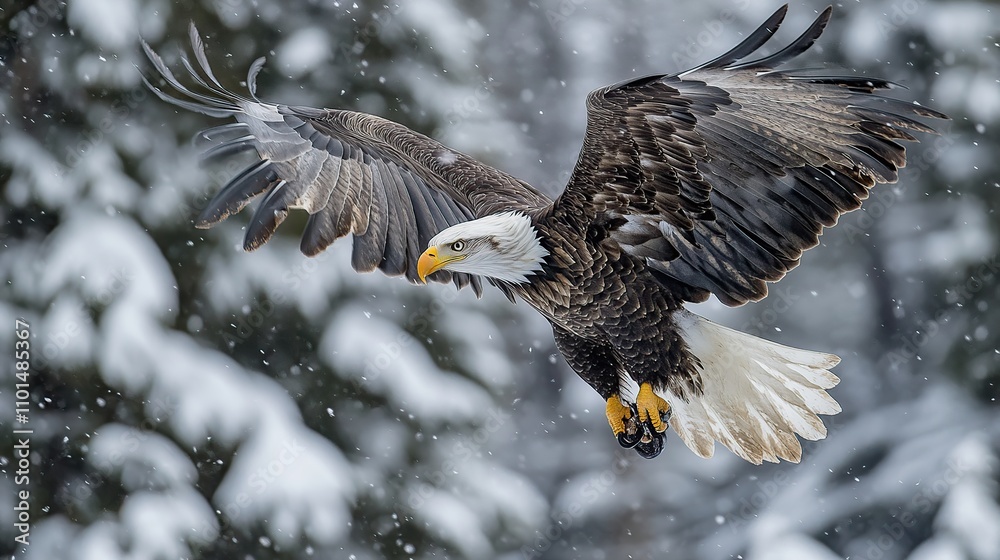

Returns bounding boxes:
[665,310,841,464]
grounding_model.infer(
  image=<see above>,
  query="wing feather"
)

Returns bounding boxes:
[244,180,291,251]
[681,5,788,75]
[196,160,278,227]
[194,123,251,144]
[373,161,410,276]
[728,6,831,70]
[352,166,390,273]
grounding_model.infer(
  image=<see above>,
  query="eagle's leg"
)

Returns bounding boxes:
[599,293,687,458]
[552,326,639,447]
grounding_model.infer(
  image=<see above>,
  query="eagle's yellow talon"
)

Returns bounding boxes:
[606,395,632,435]
[636,383,670,433]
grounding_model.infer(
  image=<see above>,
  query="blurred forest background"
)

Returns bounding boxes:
[2,0,999,558]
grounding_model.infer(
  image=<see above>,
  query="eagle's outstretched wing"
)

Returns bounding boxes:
[555,5,947,306]
[143,25,551,294]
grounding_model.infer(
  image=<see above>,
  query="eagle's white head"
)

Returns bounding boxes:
[418,211,549,284]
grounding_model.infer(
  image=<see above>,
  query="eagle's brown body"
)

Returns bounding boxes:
[518,212,700,402]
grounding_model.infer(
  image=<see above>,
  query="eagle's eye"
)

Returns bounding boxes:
[451,240,466,252]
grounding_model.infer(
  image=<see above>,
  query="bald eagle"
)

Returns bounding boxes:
[145,5,945,464]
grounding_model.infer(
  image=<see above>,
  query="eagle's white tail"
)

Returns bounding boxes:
[664,310,842,464]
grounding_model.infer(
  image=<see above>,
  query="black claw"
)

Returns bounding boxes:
[635,431,664,459]
[615,402,670,453]
[634,408,668,459]
[616,402,643,448]
[642,418,667,437]
[617,428,642,449]
[628,402,639,418]
[642,406,670,436]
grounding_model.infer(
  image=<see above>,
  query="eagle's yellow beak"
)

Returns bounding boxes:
[417,246,452,283]
[418,244,469,282]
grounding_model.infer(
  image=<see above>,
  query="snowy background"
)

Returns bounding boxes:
[2,0,999,558]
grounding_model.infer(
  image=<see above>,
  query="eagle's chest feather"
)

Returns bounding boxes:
[512,219,679,337]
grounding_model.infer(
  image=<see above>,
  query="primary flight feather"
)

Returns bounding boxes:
[145,5,945,464]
